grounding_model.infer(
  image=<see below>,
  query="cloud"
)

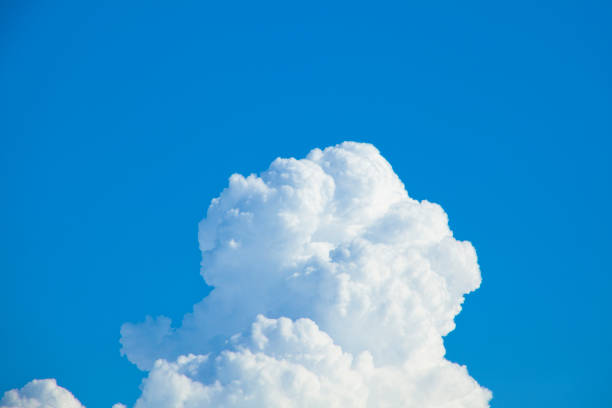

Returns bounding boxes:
[3,142,492,407]
[122,142,491,407]
[0,379,84,408]
[135,315,490,408]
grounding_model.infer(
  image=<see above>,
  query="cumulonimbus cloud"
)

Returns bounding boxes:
[2,142,491,407]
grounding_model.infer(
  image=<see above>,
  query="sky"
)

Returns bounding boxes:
[1,0,611,407]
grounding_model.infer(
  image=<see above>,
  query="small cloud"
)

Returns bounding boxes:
[0,379,84,408]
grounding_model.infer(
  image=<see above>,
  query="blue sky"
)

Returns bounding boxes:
[1,0,611,407]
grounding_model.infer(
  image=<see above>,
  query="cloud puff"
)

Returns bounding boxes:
[121,142,491,407]
[136,315,490,408]
[0,379,84,408]
[3,142,491,407]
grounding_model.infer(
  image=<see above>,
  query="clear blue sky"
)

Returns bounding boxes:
[1,1,610,407]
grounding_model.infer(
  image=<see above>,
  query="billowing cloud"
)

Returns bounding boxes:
[0,379,84,408]
[135,315,489,408]
[122,142,491,407]
[3,142,492,407]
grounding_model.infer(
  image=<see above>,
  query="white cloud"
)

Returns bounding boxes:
[4,142,491,407]
[136,315,490,408]
[0,379,84,408]
[122,142,491,407]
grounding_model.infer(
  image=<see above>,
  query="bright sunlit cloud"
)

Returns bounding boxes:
[2,142,491,407]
